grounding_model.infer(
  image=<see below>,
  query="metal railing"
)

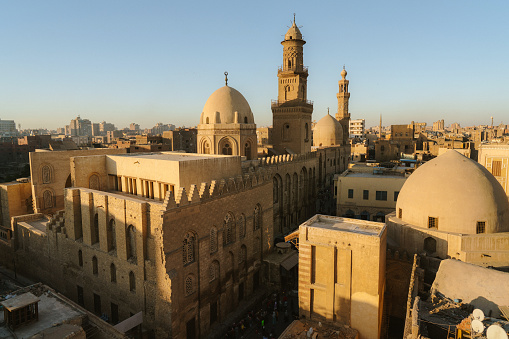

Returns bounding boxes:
[277,65,309,73]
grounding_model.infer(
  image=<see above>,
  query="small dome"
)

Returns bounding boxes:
[396,150,509,234]
[341,67,347,79]
[200,86,254,125]
[285,22,302,40]
[313,113,343,147]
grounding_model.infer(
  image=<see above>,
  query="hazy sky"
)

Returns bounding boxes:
[1,1,508,130]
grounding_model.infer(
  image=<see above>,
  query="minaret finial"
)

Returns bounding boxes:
[293,13,296,24]
[327,107,330,115]
[224,71,228,86]
[343,64,345,70]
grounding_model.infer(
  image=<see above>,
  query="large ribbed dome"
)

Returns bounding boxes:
[396,150,509,234]
[200,86,254,125]
[313,113,343,147]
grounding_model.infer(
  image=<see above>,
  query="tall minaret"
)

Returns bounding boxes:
[272,16,313,154]
[336,66,350,145]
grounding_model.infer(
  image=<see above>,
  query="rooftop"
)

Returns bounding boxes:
[301,215,385,237]
[108,151,234,162]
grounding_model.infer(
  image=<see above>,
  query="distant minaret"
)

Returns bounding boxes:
[336,66,350,145]
[379,114,382,139]
[272,15,313,154]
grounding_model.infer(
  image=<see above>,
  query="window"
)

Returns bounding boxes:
[492,160,502,177]
[348,189,354,199]
[110,264,116,283]
[92,256,98,275]
[129,271,136,292]
[89,174,100,190]
[244,116,248,123]
[78,250,83,267]
[394,191,400,201]
[238,214,246,239]
[92,213,99,245]
[126,225,136,261]
[43,190,54,209]
[77,285,84,306]
[222,143,232,155]
[253,204,262,230]
[476,221,486,234]
[41,165,52,183]
[185,275,195,296]
[111,303,119,324]
[360,211,370,220]
[428,217,438,229]
[363,190,369,200]
[108,219,116,252]
[239,245,247,265]
[183,232,195,265]
[398,208,402,219]
[210,227,218,253]
[244,142,251,160]
[204,142,210,154]
[376,191,387,201]
[224,213,235,245]
[209,261,219,282]
[93,293,101,315]
[380,145,385,152]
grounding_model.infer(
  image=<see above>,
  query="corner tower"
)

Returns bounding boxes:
[271,17,313,154]
[336,66,350,145]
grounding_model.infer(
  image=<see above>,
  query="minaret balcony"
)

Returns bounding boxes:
[278,65,308,75]
[271,98,313,108]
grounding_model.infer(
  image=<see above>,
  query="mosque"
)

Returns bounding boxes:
[0,18,508,339]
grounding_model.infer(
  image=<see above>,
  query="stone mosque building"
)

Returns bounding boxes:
[0,19,353,338]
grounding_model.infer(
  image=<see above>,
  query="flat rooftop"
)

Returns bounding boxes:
[108,152,235,162]
[344,171,406,179]
[301,214,385,237]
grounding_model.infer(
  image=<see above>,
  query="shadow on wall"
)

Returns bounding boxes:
[470,296,501,318]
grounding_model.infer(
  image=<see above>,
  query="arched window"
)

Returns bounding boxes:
[254,204,262,230]
[239,245,247,265]
[89,174,100,190]
[126,225,136,261]
[344,210,355,218]
[244,142,251,160]
[254,237,260,254]
[43,190,53,209]
[273,177,279,203]
[110,263,116,283]
[92,256,98,275]
[305,123,309,141]
[223,213,235,245]
[183,232,196,265]
[78,250,83,267]
[209,261,219,282]
[185,274,195,296]
[41,165,52,183]
[108,219,116,252]
[360,211,370,220]
[222,142,232,155]
[92,213,99,245]
[244,116,248,123]
[129,271,136,292]
[206,117,210,124]
[210,227,218,253]
[375,212,385,223]
[238,214,246,239]
[204,142,210,154]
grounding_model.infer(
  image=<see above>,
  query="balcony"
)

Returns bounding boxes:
[278,65,309,75]
[271,99,314,108]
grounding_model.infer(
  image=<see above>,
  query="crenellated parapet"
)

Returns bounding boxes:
[241,152,316,174]
[162,168,271,212]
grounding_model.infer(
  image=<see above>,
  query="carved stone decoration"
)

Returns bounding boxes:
[89,174,100,190]
[43,190,53,209]
[42,165,52,184]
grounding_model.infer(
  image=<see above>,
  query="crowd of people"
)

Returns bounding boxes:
[224,291,298,339]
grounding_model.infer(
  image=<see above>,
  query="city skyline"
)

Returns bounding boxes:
[1,0,508,130]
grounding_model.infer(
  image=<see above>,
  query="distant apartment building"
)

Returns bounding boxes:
[433,119,445,131]
[70,116,92,136]
[0,119,17,136]
[162,128,197,153]
[349,119,365,137]
[256,127,273,145]
[99,121,116,134]
[130,123,140,131]
[478,143,509,200]
[335,164,408,221]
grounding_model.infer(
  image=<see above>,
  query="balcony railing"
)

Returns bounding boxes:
[277,65,309,74]
[271,99,314,107]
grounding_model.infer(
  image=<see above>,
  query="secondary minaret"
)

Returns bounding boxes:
[271,16,313,154]
[336,66,350,145]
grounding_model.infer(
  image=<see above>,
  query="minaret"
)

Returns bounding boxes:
[336,66,350,145]
[271,16,313,154]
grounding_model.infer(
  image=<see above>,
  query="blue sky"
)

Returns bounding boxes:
[1,1,508,130]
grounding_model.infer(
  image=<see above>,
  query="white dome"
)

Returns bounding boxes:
[285,22,302,40]
[313,114,343,147]
[200,86,254,125]
[396,150,509,234]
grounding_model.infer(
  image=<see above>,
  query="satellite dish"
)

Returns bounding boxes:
[473,309,485,321]
[487,324,508,339]
[471,319,485,334]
